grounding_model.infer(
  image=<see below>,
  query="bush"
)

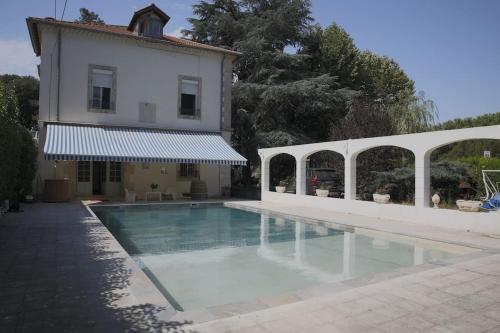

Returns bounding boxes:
[457,156,500,197]
[0,81,37,205]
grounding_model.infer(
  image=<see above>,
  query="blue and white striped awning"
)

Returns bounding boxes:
[43,123,247,165]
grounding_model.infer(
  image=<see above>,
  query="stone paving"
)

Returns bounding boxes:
[2,201,500,333]
[0,203,188,333]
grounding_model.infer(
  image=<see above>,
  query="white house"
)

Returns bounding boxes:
[27,4,246,200]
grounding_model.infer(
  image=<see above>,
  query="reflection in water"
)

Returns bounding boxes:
[258,215,355,283]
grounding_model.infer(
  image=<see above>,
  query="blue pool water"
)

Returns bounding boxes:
[92,203,472,311]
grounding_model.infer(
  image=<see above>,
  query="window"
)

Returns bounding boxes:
[178,76,201,118]
[178,163,199,179]
[88,65,116,112]
[109,162,122,182]
[139,17,163,38]
[77,161,90,182]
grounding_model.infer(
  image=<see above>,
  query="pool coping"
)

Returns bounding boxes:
[85,200,500,325]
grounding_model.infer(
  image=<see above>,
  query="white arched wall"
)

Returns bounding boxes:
[300,149,346,197]
[258,125,500,233]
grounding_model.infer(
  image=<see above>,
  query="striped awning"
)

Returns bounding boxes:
[43,123,247,165]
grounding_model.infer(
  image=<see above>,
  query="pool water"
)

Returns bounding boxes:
[92,204,473,311]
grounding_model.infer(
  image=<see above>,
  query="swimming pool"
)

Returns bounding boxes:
[91,203,475,312]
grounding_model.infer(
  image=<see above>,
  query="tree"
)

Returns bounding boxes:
[358,50,414,105]
[0,75,39,129]
[75,8,104,24]
[320,23,360,86]
[0,81,37,208]
[0,80,19,122]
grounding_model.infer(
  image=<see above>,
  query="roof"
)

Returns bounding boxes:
[43,123,247,165]
[26,17,241,57]
[127,3,170,31]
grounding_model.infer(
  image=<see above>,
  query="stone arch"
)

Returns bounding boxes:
[268,153,297,193]
[426,138,500,207]
[354,145,416,204]
[302,150,345,198]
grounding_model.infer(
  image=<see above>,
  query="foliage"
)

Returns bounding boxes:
[321,23,359,85]
[0,80,20,123]
[369,167,415,202]
[186,0,436,186]
[330,98,394,140]
[434,112,500,131]
[0,75,39,129]
[0,81,37,204]
[457,157,500,197]
[75,8,105,24]
[358,51,414,106]
[430,160,475,203]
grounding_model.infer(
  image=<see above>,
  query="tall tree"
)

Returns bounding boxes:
[75,8,105,24]
[0,75,39,129]
[320,23,360,86]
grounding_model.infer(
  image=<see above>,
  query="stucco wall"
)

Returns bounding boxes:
[123,163,222,200]
[38,25,226,132]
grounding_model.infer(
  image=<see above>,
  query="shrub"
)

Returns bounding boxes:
[0,81,37,205]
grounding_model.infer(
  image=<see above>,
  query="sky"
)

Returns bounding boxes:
[0,0,499,122]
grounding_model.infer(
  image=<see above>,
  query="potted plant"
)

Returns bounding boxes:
[150,183,159,192]
[275,180,287,193]
[316,182,329,197]
[373,185,390,204]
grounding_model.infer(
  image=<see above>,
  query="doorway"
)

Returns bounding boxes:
[92,161,107,195]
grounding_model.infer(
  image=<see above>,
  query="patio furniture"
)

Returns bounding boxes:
[125,189,136,202]
[146,191,162,201]
[162,187,180,200]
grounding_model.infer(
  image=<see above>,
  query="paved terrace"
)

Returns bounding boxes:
[0,203,189,333]
[2,201,500,333]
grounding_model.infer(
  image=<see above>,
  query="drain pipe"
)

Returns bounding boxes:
[56,27,61,121]
[219,54,226,131]
[219,54,226,197]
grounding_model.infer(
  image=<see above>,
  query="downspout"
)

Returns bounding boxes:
[220,54,226,131]
[56,27,61,121]
[219,54,226,196]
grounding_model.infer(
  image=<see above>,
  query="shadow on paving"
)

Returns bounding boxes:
[0,203,195,333]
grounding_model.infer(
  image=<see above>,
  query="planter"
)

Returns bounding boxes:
[275,186,286,193]
[456,200,482,212]
[316,189,329,197]
[373,193,390,204]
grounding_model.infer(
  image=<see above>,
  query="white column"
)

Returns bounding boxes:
[260,215,269,247]
[344,154,357,200]
[296,157,307,195]
[414,246,424,265]
[260,155,270,195]
[294,222,306,262]
[343,232,356,279]
[415,152,431,208]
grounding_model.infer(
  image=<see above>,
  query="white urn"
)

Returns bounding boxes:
[432,193,441,209]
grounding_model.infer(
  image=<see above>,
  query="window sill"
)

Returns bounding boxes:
[88,108,116,114]
[178,114,201,120]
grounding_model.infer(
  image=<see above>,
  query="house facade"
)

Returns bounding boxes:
[27,4,246,200]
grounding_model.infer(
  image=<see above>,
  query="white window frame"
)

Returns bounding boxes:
[178,75,202,119]
[88,64,117,113]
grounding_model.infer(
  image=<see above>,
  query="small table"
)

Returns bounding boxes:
[146,191,162,201]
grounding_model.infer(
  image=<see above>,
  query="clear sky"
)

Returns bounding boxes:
[1,0,499,121]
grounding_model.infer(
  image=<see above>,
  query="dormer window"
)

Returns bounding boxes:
[127,4,170,39]
[139,17,163,38]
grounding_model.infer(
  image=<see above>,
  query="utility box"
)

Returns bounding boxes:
[45,179,71,202]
